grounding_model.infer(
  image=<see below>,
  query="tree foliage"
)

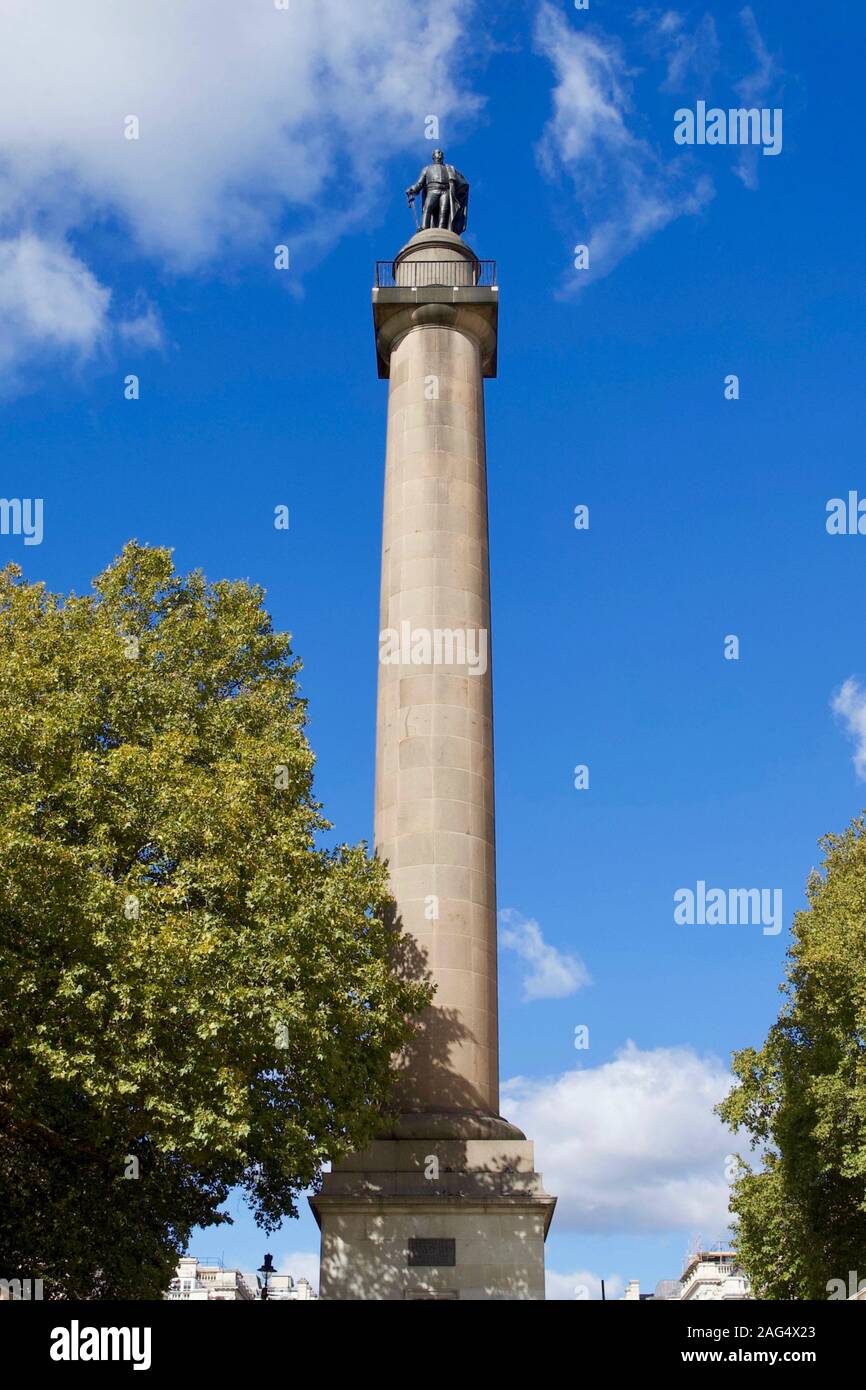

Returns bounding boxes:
[0,544,429,1298]
[718,816,866,1298]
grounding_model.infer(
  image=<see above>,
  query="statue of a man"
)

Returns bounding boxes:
[405,149,469,235]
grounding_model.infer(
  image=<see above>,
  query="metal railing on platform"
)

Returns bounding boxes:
[375,260,496,289]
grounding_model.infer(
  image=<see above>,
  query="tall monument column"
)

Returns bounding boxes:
[375,226,500,1122]
[311,157,555,1299]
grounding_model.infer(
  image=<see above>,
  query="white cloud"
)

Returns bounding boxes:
[503,1041,734,1235]
[0,234,111,381]
[499,908,589,1001]
[0,0,478,380]
[832,678,866,780]
[277,1249,320,1295]
[534,2,713,289]
[546,1266,624,1301]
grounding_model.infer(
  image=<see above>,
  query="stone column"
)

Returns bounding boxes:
[374,229,499,1123]
[309,231,555,1299]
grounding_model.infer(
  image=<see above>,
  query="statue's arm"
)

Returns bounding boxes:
[405,171,426,198]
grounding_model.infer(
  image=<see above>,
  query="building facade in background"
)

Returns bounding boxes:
[259,1273,316,1301]
[623,1249,752,1301]
[166,1256,318,1301]
[166,1256,256,1301]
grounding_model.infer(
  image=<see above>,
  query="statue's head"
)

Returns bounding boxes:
[431,149,444,163]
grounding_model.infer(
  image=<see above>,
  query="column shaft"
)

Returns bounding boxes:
[375,312,498,1117]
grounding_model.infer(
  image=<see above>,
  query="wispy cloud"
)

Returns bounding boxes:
[832,677,866,779]
[534,2,713,291]
[633,8,720,91]
[117,299,165,352]
[733,6,782,189]
[736,4,777,102]
[499,908,589,1001]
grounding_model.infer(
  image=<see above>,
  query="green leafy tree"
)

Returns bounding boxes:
[718,816,866,1298]
[0,544,429,1298]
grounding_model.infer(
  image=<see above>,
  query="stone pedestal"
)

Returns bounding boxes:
[310,230,555,1298]
[314,1136,552,1300]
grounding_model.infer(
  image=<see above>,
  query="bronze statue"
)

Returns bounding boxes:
[405,149,469,235]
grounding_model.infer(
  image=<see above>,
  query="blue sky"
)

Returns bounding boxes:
[3,0,865,1298]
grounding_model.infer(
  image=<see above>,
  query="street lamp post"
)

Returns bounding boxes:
[258,1252,275,1301]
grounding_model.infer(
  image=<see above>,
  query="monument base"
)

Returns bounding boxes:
[309,1132,555,1300]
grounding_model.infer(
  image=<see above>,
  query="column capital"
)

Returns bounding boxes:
[372,232,498,379]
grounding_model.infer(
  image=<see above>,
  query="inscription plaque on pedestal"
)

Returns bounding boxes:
[407,1238,456,1268]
